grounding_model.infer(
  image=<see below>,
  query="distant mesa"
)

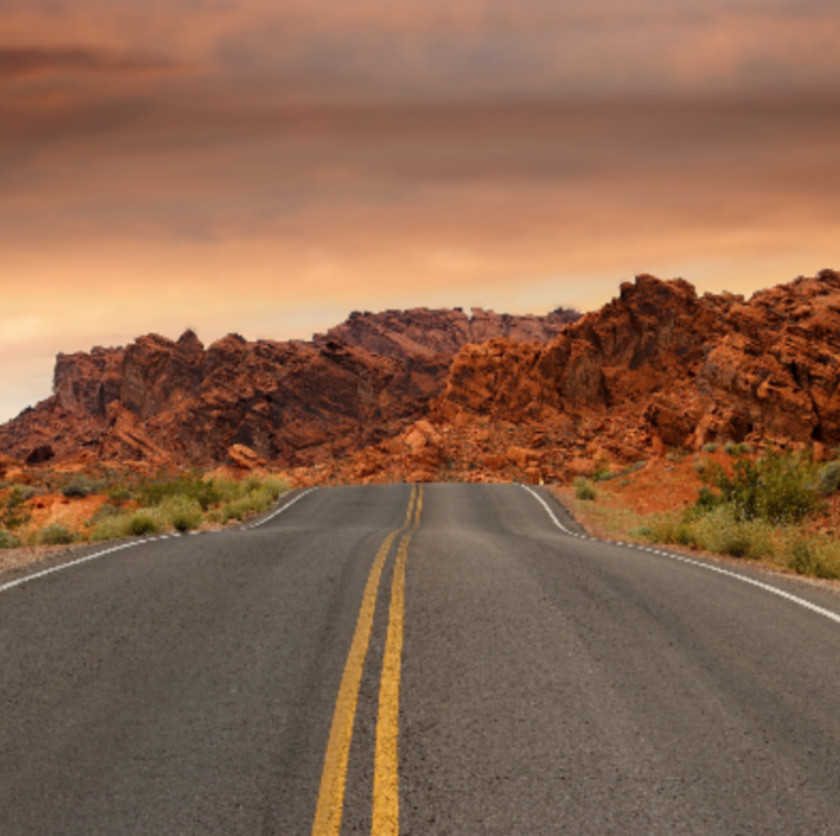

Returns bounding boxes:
[2,271,840,485]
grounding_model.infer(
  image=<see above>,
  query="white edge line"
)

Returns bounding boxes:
[0,487,317,595]
[521,484,577,535]
[521,484,840,627]
[248,487,317,529]
[0,540,141,594]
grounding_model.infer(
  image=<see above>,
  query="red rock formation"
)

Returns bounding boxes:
[6,271,839,485]
[434,270,840,478]
[0,309,576,469]
[315,306,578,359]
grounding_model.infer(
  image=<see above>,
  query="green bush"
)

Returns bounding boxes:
[213,477,289,522]
[2,485,35,529]
[7,485,36,507]
[62,475,100,498]
[38,524,76,545]
[786,537,840,580]
[703,451,817,524]
[701,442,720,453]
[592,460,613,482]
[158,497,203,532]
[87,473,289,538]
[90,513,132,542]
[637,513,695,547]
[689,509,773,559]
[107,486,133,504]
[574,478,597,501]
[137,475,221,511]
[722,441,755,456]
[0,529,21,549]
[128,514,158,536]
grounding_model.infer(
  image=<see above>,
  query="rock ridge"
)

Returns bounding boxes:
[0,306,578,468]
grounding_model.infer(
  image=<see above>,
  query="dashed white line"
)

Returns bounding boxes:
[522,484,840,627]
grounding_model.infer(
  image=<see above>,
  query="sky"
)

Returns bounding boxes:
[1,0,839,421]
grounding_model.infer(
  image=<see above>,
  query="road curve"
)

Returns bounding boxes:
[2,483,840,835]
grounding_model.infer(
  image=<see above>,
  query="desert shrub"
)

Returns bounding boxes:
[703,451,817,524]
[2,486,36,529]
[723,440,754,456]
[592,458,613,482]
[0,529,21,549]
[816,461,840,497]
[574,478,597,501]
[788,537,817,576]
[220,493,265,522]
[701,442,720,453]
[128,514,158,536]
[683,487,722,522]
[90,514,132,542]
[107,486,133,504]
[38,524,76,545]
[62,475,101,498]
[637,513,695,547]
[136,474,221,511]
[214,476,289,521]
[7,485,36,507]
[689,509,773,559]
[127,473,288,528]
[158,496,203,532]
[786,537,840,580]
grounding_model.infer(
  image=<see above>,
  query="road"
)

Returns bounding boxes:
[2,483,840,834]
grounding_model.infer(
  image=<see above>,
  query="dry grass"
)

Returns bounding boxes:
[0,468,292,562]
[555,471,840,582]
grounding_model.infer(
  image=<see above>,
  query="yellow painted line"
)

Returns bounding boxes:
[311,485,417,836]
[373,485,423,835]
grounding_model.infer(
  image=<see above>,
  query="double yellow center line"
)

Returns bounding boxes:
[312,485,423,836]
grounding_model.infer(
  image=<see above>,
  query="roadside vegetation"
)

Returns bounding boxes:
[0,467,290,550]
[563,447,840,581]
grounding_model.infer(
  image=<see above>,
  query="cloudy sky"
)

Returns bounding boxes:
[2,0,839,420]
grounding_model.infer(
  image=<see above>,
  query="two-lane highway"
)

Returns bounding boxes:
[2,483,840,834]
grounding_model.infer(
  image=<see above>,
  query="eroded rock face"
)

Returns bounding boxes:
[0,308,577,468]
[315,306,578,360]
[437,270,840,460]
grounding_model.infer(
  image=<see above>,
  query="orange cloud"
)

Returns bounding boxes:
[0,46,178,78]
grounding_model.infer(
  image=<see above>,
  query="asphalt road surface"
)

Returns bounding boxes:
[2,483,840,835]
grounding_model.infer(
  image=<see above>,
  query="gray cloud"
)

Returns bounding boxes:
[203,0,840,101]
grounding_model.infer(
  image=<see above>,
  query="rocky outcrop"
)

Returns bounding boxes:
[434,270,840,472]
[315,306,578,360]
[0,308,577,469]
